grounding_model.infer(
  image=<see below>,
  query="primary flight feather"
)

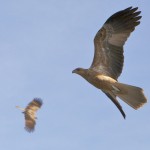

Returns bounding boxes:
[16,98,43,132]
[72,7,147,118]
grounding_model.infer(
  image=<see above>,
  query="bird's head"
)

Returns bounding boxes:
[72,68,88,77]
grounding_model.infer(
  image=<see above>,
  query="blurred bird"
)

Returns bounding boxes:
[72,7,147,118]
[16,98,43,132]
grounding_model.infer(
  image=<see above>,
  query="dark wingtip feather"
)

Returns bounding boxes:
[25,127,34,133]
[125,6,132,11]
[136,16,142,20]
[105,7,141,24]
[136,11,141,15]
[33,98,43,106]
[123,112,126,119]
[131,7,138,11]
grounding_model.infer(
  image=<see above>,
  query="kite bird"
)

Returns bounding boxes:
[72,7,147,118]
[16,98,43,132]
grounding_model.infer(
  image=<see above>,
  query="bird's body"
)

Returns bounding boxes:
[72,7,147,118]
[16,98,43,132]
[75,68,117,91]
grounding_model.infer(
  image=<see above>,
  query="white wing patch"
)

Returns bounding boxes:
[112,85,120,93]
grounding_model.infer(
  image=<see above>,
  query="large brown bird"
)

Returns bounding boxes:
[16,98,43,132]
[72,7,147,118]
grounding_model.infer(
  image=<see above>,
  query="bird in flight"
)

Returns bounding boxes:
[72,7,147,118]
[16,98,43,132]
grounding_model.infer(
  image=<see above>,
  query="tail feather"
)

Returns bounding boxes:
[114,82,147,109]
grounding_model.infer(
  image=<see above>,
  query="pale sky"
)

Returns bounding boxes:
[0,1,150,150]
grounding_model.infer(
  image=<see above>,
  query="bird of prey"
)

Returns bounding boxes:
[16,98,43,132]
[72,7,147,118]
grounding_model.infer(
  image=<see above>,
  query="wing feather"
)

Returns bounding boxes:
[91,7,141,79]
[104,91,126,119]
[26,98,43,111]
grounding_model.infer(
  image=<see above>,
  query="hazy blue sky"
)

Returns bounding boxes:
[0,1,150,150]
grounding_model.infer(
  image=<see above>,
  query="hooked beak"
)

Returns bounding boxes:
[72,69,76,73]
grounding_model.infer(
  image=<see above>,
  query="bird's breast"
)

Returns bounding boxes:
[86,74,117,91]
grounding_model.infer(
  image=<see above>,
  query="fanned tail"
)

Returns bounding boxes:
[114,82,147,109]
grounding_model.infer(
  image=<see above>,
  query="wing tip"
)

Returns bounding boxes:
[125,6,138,11]
[123,6,140,15]
[24,127,35,133]
[123,112,126,119]
[125,6,133,11]
[33,97,43,106]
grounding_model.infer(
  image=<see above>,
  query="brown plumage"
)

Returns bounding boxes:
[72,7,147,118]
[16,98,43,132]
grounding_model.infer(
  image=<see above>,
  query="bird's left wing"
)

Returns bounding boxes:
[90,7,141,79]
[103,91,126,118]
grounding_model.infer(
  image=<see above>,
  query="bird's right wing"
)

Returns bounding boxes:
[90,7,141,79]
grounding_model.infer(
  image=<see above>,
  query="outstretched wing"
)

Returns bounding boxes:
[90,7,141,79]
[24,98,43,132]
[26,98,43,112]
